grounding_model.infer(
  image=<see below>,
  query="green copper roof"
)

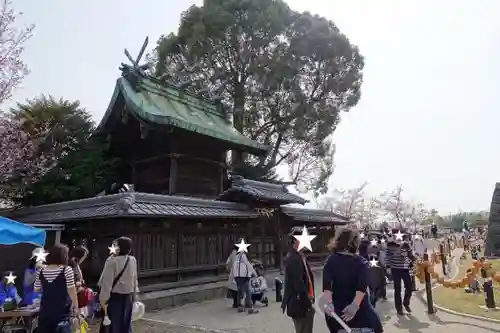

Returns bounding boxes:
[98,75,268,155]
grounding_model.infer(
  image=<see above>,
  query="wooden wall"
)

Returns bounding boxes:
[60,215,336,290]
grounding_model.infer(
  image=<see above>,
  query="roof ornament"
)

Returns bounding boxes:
[197,81,224,102]
[115,193,136,214]
[120,37,151,75]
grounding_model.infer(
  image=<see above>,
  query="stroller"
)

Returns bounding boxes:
[249,260,269,307]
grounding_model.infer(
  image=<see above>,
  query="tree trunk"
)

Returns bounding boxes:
[231,82,245,167]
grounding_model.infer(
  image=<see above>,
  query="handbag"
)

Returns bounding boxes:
[77,287,94,307]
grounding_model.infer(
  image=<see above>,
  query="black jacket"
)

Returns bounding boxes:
[281,249,315,318]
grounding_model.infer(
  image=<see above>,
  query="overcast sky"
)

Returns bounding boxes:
[11,0,500,214]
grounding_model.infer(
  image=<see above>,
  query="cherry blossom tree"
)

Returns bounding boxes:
[379,185,432,229]
[379,185,410,228]
[0,114,49,198]
[0,0,34,104]
[318,181,372,226]
[362,196,383,227]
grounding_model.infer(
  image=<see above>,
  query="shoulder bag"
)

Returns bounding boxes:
[112,256,130,291]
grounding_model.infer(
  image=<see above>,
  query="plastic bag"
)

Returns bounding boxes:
[99,316,111,333]
[72,317,88,333]
[132,301,145,321]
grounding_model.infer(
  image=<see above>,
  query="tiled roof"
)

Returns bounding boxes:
[9,192,259,223]
[96,73,268,156]
[218,176,307,206]
[281,206,350,225]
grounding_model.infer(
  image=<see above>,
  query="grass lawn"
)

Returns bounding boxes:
[433,254,500,319]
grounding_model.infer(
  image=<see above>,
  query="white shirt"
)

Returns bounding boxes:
[231,252,256,278]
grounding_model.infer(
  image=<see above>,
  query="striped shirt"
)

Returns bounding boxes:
[386,244,414,270]
[34,266,75,290]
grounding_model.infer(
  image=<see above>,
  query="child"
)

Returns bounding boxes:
[465,268,481,294]
[0,272,22,311]
[249,261,269,306]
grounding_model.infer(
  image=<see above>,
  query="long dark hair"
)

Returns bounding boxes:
[27,257,37,270]
[69,245,88,274]
[358,240,369,259]
[69,246,88,264]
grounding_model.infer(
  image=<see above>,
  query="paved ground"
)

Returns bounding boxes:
[142,239,500,333]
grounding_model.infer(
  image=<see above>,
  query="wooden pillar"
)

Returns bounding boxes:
[246,218,254,259]
[176,221,182,282]
[169,141,178,195]
[169,140,178,195]
[219,151,226,194]
[55,230,61,245]
[169,158,178,194]
[260,217,266,265]
[275,212,283,270]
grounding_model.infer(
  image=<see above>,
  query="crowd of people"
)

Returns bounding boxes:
[0,236,140,333]
[226,226,425,333]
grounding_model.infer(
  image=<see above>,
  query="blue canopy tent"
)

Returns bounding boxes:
[0,217,45,247]
[0,217,46,297]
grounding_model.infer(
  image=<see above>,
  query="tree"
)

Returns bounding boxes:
[406,202,430,231]
[0,0,34,104]
[5,96,119,205]
[12,95,93,159]
[318,181,368,221]
[154,0,364,195]
[379,185,417,228]
[450,212,467,230]
[19,136,119,206]
[362,196,382,227]
[0,113,49,199]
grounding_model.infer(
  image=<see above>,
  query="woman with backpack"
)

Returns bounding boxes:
[34,244,79,333]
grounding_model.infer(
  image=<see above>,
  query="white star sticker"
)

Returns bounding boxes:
[380,239,386,244]
[395,230,405,241]
[369,258,379,267]
[294,226,317,252]
[109,243,119,255]
[235,239,251,253]
[5,272,16,284]
[360,233,365,239]
[32,248,48,263]
[370,239,378,246]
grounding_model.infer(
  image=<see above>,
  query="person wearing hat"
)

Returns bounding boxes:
[281,227,315,333]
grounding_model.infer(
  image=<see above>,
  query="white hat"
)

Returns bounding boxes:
[132,301,145,321]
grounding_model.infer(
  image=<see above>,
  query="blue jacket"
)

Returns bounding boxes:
[0,282,19,306]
